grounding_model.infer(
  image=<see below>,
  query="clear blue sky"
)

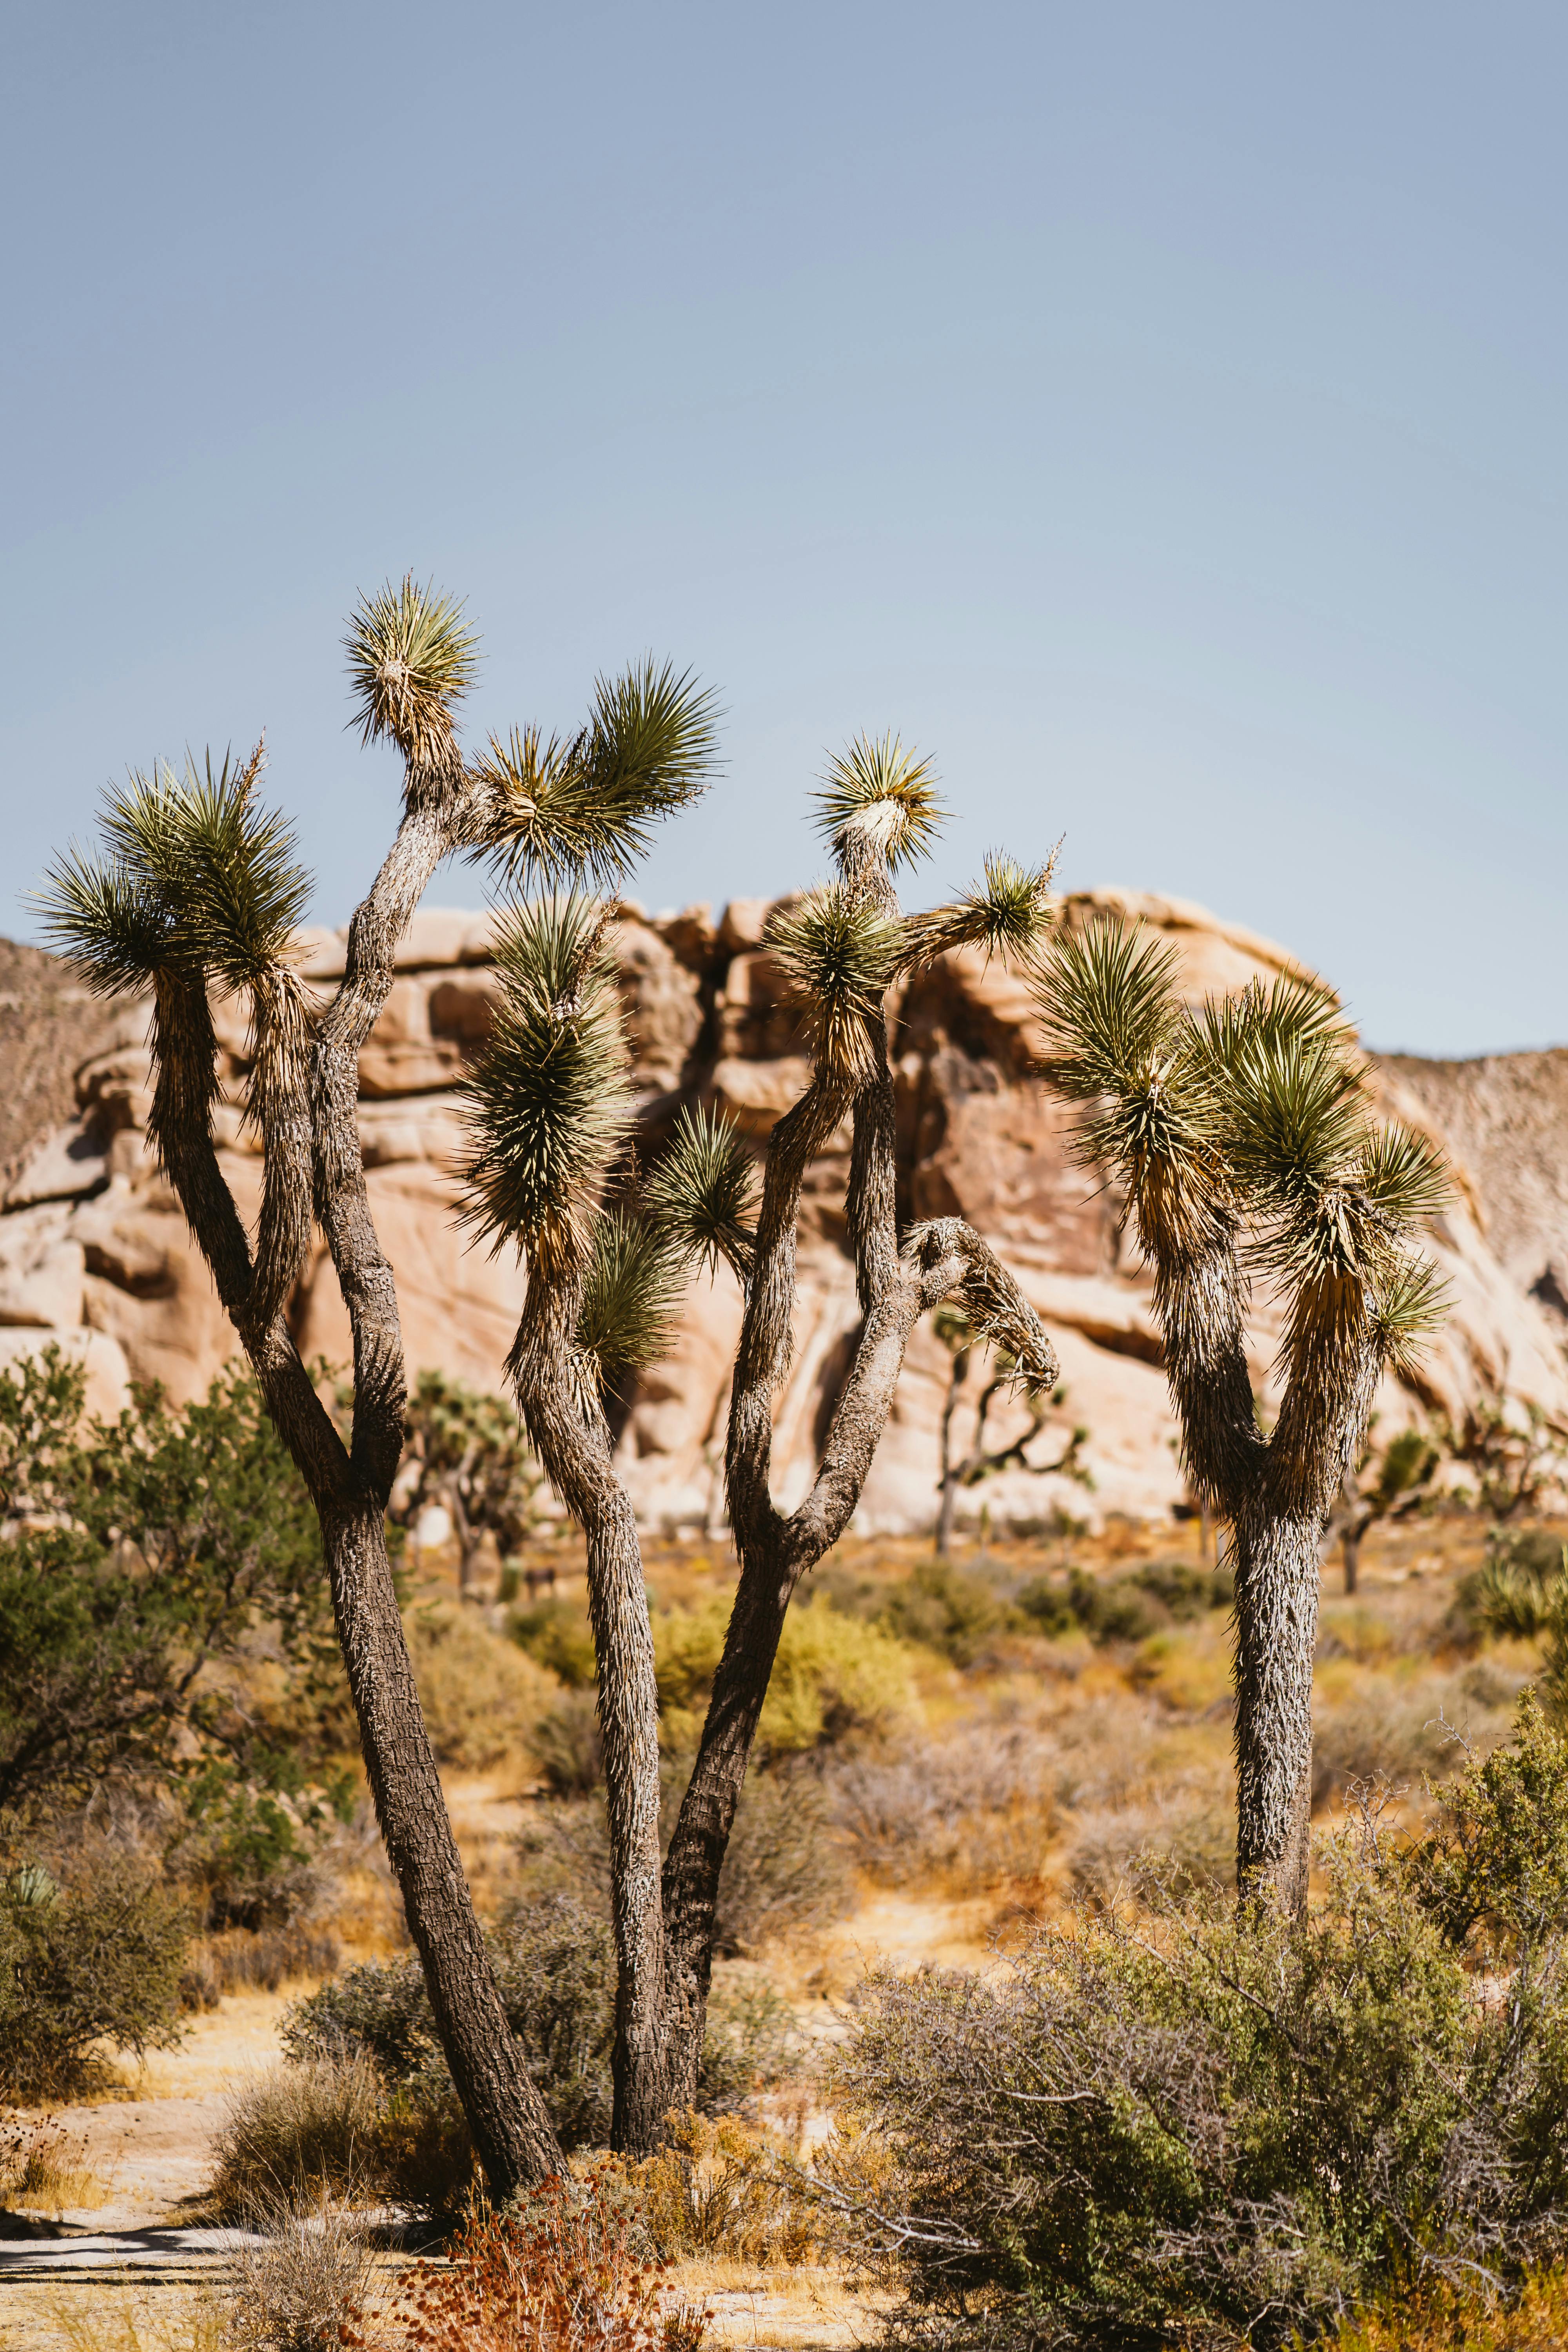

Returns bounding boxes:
[4,3,1564,1055]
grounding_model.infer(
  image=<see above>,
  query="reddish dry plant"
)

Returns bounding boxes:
[346,2171,709,2352]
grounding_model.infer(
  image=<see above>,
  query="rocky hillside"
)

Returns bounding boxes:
[2,893,1565,1536]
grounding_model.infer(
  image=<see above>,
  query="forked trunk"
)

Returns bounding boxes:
[1230,1512,1321,1916]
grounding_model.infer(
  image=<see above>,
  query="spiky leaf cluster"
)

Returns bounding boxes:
[1033,916,1450,1370]
[1035,918,1228,1266]
[343,575,479,771]
[910,848,1060,967]
[573,1211,684,1395]
[38,746,311,998]
[644,1105,759,1282]
[476,659,720,891]
[457,896,632,1272]
[812,734,944,878]
[764,886,905,1081]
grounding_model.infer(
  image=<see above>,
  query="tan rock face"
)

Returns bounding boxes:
[3,888,1565,1531]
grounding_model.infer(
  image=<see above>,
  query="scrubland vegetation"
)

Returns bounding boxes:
[9,1344,1568,2348]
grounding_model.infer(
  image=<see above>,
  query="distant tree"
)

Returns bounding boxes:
[1323,1423,1439,1594]
[392,1369,544,1597]
[1034,923,1448,1909]
[932,1307,1091,1556]
[1439,1391,1568,1523]
[0,1347,327,1816]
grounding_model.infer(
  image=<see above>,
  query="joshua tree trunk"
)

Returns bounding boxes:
[1229,1513,1322,1911]
[319,1495,560,2190]
[510,1276,671,2156]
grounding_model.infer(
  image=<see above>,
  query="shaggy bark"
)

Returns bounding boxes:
[1138,1232,1383,1909]
[142,781,566,2200]
[509,1272,669,2157]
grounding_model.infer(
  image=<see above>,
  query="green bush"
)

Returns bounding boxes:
[1016,1558,1232,1646]
[510,1598,598,1689]
[0,1350,334,1818]
[0,1854,190,2100]
[656,1595,913,1753]
[822,1696,1568,2350]
[876,1561,1020,1667]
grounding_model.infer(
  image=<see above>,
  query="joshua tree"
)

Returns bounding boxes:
[39,581,720,2196]
[391,1368,544,1596]
[932,1307,1091,1557]
[1323,1423,1438,1594]
[466,763,1063,2152]
[1034,920,1448,1909]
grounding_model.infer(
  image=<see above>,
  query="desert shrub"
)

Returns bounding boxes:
[656,1597,912,1753]
[532,1687,605,1796]
[1016,1559,1232,1646]
[1066,1797,1235,1904]
[1311,1682,1468,1808]
[407,1599,561,1771]
[0,1350,330,1818]
[0,1854,189,2100]
[828,1716,1058,1893]
[820,1700,1568,2350]
[222,2191,377,2352]
[876,1561,1020,1667]
[1455,1530,1568,1645]
[511,1598,599,1689]
[362,2169,695,2352]
[285,1896,614,2149]
[165,1763,333,1934]
[706,1764,854,1951]
[207,2058,384,2214]
[632,2109,821,2264]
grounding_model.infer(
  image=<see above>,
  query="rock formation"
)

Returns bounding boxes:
[2,890,1565,1537]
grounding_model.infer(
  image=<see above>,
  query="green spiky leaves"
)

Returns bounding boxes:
[764,885,904,1082]
[644,1104,759,1283]
[1033,915,1452,1377]
[476,659,720,891]
[458,895,633,1273]
[574,1211,684,1394]
[344,575,479,772]
[813,734,944,878]
[911,849,1060,967]
[38,744,311,997]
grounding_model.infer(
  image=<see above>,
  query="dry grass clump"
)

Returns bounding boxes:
[221,2193,378,2352]
[207,2058,383,2216]
[629,2110,824,2265]
[181,1924,343,2011]
[46,2303,225,2352]
[1333,2266,1568,2348]
[0,2111,108,2210]
[406,1598,561,1773]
